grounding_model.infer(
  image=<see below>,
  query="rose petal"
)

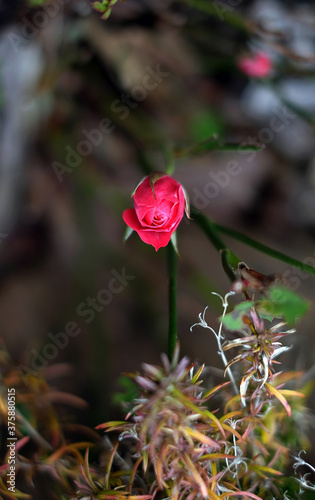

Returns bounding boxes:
[155,199,173,216]
[133,177,159,207]
[134,176,182,206]
[167,204,182,230]
[154,177,183,203]
[132,206,169,230]
[134,203,156,222]
[123,208,144,231]
[150,212,167,227]
[142,208,156,226]
[137,187,184,230]
[136,229,172,251]
[123,208,172,250]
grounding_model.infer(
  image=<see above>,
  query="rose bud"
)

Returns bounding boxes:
[238,52,272,78]
[123,174,189,251]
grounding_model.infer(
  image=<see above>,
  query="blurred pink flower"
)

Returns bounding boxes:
[238,52,272,78]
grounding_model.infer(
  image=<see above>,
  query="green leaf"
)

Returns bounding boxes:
[220,301,254,330]
[131,176,146,197]
[220,248,239,282]
[190,110,225,142]
[258,285,309,324]
[92,1,108,12]
[223,249,240,269]
[112,375,138,406]
[124,226,134,242]
[170,231,180,258]
[101,8,112,19]
[182,186,191,219]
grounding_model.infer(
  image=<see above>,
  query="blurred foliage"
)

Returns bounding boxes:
[91,0,121,20]
[27,0,50,5]
[0,342,101,498]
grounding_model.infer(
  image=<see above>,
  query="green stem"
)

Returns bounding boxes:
[191,209,225,252]
[190,207,238,282]
[214,222,315,276]
[168,242,178,359]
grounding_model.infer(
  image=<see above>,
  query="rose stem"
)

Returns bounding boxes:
[190,206,315,277]
[168,241,178,359]
[190,207,237,283]
[213,222,315,276]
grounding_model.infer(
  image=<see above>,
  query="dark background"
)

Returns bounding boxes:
[0,0,315,428]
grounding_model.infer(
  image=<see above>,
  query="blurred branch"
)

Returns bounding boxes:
[265,82,315,126]
[180,0,250,33]
[173,137,260,159]
[16,408,53,452]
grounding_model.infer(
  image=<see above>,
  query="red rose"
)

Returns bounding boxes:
[123,175,186,251]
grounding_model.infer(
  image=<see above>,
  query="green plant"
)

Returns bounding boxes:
[92,285,312,500]
[91,0,120,20]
